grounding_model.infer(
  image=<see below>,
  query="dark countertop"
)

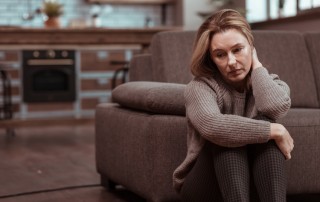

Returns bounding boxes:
[0,27,181,46]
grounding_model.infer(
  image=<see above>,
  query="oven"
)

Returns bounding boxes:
[22,49,76,103]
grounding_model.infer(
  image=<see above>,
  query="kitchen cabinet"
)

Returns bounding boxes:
[0,47,140,119]
[78,47,140,117]
[0,27,175,46]
[0,27,180,120]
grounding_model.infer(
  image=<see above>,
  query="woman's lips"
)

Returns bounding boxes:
[229,69,242,76]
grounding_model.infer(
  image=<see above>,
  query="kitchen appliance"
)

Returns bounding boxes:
[22,49,76,103]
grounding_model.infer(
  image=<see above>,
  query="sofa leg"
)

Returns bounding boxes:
[101,175,117,191]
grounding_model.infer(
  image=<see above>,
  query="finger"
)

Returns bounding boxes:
[290,136,294,144]
[286,154,291,160]
[286,153,291,160]
[289,140,294,150]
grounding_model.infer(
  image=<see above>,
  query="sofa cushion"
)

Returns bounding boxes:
[304,32,320,106]
[253,31,319,108]
[112,81,186,115]
[95,103,186,201]
[278,108,320,193]
[150,31,195,84]
[129,54,153,82]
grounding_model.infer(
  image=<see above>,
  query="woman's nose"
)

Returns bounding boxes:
[228,54,236,66]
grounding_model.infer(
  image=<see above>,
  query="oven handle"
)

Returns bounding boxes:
[27,59,74,66]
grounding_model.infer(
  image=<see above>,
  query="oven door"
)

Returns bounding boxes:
[22,50,76,103]
[23,66,76,102]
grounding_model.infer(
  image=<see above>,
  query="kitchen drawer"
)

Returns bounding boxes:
[81,97,111,110]
[81,78,113,91]
[27,102,74,112]
[0,103,20,115]
[0,51,19,62]
[81,51,126,71]
[10,86,20,96]
[5,69,20,79]
[0,83,18,102]
[12,103,20,114]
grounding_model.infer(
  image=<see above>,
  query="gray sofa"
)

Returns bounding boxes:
[95,30,320,202]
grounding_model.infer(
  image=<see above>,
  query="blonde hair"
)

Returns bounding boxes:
[191,9,253,77]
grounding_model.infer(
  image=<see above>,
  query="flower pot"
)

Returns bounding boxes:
[44,17,60,28]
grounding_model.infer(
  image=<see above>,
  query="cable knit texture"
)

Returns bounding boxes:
[172,67,291,192]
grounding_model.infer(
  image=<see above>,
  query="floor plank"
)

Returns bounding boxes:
[0,117,94,128]
[0,186,145,202]
[0,123,144,202]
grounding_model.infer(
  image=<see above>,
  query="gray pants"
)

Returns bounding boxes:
[180,140,287,202]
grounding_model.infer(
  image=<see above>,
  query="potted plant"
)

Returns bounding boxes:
[42,0,64,28]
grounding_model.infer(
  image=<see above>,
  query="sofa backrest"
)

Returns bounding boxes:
[150,30,195,84]
[253,30,319,108]
[304,32,320,105]
[144,30,319,108]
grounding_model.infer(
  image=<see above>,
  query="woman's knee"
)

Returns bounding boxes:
[253,114,275,123]
[208,143,251,202]
[209,142,249,165]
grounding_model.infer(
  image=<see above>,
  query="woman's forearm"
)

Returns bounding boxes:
[251,68,291,119]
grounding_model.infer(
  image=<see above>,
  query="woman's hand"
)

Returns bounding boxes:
[251,47,263,70]
[270,123,294,160]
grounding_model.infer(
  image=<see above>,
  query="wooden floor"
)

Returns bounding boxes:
[2,120,320,202]
[0,121,145,202]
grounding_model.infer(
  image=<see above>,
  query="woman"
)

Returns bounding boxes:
[173,9,294,202]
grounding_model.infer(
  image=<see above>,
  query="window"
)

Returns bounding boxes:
[300,0,320,10]
[246,0,320,23]
[246,0,267,23]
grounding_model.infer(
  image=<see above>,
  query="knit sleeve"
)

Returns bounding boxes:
[185,78,270,148]
[251,67,291,120]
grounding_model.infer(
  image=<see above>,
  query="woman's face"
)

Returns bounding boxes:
[210,29,252,90]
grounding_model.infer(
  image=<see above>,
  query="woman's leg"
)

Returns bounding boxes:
[250,115,287,201]
[249,140,287,202]
[180,142,223,202]
[210,143,251,202]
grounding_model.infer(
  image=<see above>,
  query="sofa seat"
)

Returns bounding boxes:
[95,30,320,202]
[279,108,320,194]
[100,82,320,197]
[96,103,186,201]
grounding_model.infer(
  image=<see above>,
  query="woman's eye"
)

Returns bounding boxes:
[233,47,243,53]
[216,52,226,58]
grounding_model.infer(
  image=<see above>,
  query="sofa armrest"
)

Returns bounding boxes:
[112,81,186,115]
[129,54,153,81]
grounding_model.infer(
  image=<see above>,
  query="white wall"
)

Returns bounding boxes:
[0,0,165,28]
[182,0,246,30]
[183,0,211,30]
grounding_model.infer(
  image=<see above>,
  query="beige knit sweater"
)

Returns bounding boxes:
[172,67,291,192]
